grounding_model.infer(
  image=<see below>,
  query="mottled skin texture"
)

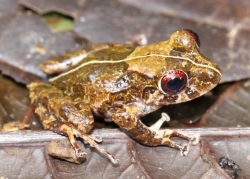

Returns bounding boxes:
[27,30,222,164]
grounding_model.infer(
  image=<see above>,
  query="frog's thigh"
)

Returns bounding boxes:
[28,81,95,155]
[28,81,94,132]
[40,43,127,74]
[33,103,87,157]
[28,81,119,163]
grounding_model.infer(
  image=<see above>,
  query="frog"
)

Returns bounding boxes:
[27,29,222,164]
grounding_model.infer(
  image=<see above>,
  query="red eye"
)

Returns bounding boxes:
[160,69,187,94]
[184,29,201,47]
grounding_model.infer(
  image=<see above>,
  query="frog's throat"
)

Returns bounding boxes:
[49,54,222,82]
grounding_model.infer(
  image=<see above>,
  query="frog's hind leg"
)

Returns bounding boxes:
[57,124,88,157]
[30,101,86,158]
[59,124,119,164]
[27,81,118,164]
[72,129,119,164]
[58,124,119,164]
[36,109,117,163]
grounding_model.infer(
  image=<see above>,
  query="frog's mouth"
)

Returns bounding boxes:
[177,69,221,104]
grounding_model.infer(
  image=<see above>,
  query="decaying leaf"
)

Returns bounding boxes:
[0,1,250,179]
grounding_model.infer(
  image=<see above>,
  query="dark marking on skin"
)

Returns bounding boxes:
[162,95,179,103]
[185,88,201,99]
[169,48,186,57]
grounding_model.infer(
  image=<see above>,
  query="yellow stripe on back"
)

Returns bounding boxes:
[50,54,222,82]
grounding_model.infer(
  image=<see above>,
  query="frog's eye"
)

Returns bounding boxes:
[184,29,201,47]
[159,69,187,94]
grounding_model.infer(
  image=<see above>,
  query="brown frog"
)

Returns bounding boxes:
[27,30,222,164]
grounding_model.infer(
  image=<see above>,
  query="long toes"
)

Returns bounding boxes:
[180,144,190,156]
[190,134,200,145]
[75,148,87,157]
[89,136,103,143]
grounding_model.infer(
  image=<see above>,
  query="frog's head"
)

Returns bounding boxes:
[156,29,222,104]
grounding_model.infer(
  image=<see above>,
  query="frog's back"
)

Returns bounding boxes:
[49,45,136,95]
[70,45,135,67]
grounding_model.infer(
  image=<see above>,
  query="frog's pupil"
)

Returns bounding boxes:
[167,78,184,91]
[160,69,187,94]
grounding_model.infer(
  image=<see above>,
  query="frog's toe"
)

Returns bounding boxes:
[82,136,103,145]
[89,136,103,143]
[111,158,119,165]
[73,129,118,164]
[75,148,87,157]
[149,113,170,132]
[180,144,189,156]
[190,134,200,145]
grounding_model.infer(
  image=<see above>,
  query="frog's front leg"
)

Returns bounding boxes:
[112,108,199,156]
[27,81,118,164]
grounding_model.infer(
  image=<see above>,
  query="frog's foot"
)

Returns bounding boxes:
[88,136,103,143]
[73,129,119,164]
[82,136,103,144]
[1,121,29,132]
[148,113,200,155]
[170,130,200,146]
[149,112,170,132]
[189,134,200,145]
[59,124,118,164]
[59,124,87,158]
[158,129,200,156]
[181,144,189,156]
